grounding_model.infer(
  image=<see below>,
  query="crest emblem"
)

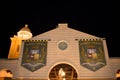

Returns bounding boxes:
[79,39,106,71]
[21,40,47,72]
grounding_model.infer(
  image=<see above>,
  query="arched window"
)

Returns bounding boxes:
[49,63,78,80]
[0,69,13,80]
[116,69,120,80]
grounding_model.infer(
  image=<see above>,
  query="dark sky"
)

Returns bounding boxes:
[1,0,117,58]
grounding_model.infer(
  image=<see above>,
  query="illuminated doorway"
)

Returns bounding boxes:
[49,63,78,80]
[116,69,120,80]
[0,69,13,80]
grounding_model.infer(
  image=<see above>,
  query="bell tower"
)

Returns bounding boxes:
[8,24,33,59]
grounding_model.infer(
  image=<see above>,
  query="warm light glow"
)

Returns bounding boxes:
[116,72,120,78]
[61,71,65,76]
[0,69,13,77]
[59,68,65,77]
[58,68,66,80]
[25,24,28,27]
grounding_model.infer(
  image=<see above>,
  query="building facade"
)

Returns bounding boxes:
[0,23,120,80]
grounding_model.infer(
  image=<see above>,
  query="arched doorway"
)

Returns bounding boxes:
[116,69,120,80]
[0,69,13,80]
[49,63,78,80]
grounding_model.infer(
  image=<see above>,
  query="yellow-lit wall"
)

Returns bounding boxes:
[8,36,22,59]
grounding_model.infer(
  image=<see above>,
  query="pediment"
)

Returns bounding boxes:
[30,23,101,40]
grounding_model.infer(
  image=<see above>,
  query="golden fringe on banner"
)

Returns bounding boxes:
[75,38,105,41]
[23,39,50,42]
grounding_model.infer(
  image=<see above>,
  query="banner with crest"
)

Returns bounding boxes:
[79,39,106,71]
[21,40,47,72]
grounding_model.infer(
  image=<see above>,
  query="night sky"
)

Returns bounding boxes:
[1,0,117,58]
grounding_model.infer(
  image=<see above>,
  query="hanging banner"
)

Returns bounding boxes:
[21,40,47,72]
[79,40,106,71]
